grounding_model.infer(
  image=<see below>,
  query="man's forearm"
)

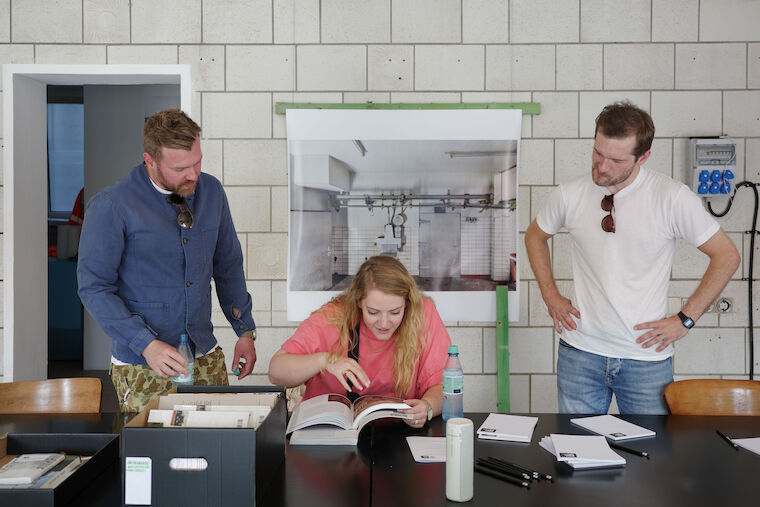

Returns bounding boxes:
[525,221,559,300]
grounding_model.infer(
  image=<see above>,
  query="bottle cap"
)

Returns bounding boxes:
[448,345,459,354]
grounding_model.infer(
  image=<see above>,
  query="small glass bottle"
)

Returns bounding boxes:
[172,333,194,386]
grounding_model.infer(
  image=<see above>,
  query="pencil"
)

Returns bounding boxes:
[608,441,650,459]
[716,429,739,450]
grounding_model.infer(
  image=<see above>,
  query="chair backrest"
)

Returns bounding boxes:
[0,378,102,414]
[663,379,760,416]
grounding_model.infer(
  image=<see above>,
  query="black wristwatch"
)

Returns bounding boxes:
[677,311,695,329]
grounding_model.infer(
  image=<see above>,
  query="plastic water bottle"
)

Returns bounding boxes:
[442,345,464,421]
[172,333,194,386]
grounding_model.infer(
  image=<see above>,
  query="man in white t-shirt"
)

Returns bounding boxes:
[525,102,740,414]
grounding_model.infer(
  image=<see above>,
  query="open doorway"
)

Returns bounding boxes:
[3,65,191,385]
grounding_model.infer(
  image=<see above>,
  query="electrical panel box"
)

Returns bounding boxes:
[689,137,736,197]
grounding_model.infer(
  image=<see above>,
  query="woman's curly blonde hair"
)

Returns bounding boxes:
[323,255,426,397]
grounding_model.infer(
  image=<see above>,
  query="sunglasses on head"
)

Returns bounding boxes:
[167,193,194,229]
[601,194,615,233]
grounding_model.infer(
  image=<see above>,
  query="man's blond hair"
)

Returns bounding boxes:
[143,109,201,163]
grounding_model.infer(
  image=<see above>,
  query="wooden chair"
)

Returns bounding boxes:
[0,378,102,414]
[663,379,760,416]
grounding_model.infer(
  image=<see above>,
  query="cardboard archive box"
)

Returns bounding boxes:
[122,385,286,507]
[0,432,120,507]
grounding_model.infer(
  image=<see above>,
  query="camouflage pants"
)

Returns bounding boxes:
[110,346,229,413]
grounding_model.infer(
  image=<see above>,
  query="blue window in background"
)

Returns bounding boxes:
[47,85,84,218]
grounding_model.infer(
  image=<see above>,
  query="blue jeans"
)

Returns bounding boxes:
[557,339,673,415]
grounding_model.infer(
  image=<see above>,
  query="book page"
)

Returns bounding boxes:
[286,393,353,433]
[351,395,411,428]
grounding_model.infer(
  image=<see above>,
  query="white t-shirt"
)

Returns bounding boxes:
[536,167,719,360]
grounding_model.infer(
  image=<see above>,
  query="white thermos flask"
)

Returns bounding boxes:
[446,417,474,502]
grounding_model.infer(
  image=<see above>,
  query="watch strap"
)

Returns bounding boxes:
[677,311,694,329]
[422,398,433,421]
[240,329,256,340]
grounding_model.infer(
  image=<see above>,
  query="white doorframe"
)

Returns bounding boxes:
[2,64,191,382]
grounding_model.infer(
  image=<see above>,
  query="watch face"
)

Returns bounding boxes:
[683,318,694,328]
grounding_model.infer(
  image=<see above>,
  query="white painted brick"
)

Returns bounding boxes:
[518,186,530,231]
[0,0,8,42]
[483,327,496,373]
[273,0,319,44]
[448,327,483,374]
[510,0,578,43]
[368,45,413,91]
[0,45,34,90]
[676,44,745,90]
[509,327,553,373]
[463,0,508,43]
[391,92,461,103]
[13,0,80,43]
[529,280,574,327]
[643,139,673,178]
[271,311,303,327]
[391,0,460,43]
[754,328,760,375]
[750,44,760,89]
[532,92,578,139]
[199,139,223,182]
[191,92,201,126]
[34,45,106,64]
[203,0,271,43]
[651,92,721,138]
[178,45,224,91]
[604,44,674,90]
[700,0,760,42]
[249,327,296,374]
[724,91,760,137]
[556,44,602,91]
[713,186,756,235]
[247,233,288,278]
[212,280,271,327]
[672,239,710,279]
[461,92,533,138]
[747,139,760,184]
[529,186,555,223]
[132,0,201,43]
[271,186,288,233]
[227,46,295,91]
[107,45,177,64]
[272,92,342,138]
[343,92,390,103]
[552,232,573,280]
[652,0,698,42]
[579,92,650,138]
[555,139,592,184]
[0,235,3,279]
[224,140,287,186]
[297,46,366,91]
[486,45,555,91]
[673,327,745,374]
[464,375,497,412]
[416,45,484,91]
[518,232,532,281]
[0,280,4,329]
[530,374,558,413]
[272,281,287,312]
[580,0,650,42]
[83,0,129,43]
[226,186,270,232]
[508,374,530,413]
[519,139,553,185]
[322,0,389,43]
[202,93,271,139]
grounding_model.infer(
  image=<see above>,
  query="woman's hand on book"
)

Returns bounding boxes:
[324,357,370,393]
[401,399,429,428]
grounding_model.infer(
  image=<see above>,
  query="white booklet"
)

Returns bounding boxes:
[540,434,625,469]
[286,393,412,435]
[733,437,760,456]
[0,453,65,485]
[406,437,446,462]
[476,413,538,443]
[570,414,655,441]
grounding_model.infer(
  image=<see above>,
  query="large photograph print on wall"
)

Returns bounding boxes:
[286,109,522,322]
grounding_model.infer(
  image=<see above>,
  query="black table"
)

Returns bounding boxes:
[3,413,759,507]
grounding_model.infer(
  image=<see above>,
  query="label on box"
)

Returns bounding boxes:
[124,456,151,505]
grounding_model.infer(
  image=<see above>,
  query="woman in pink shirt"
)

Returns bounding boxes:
[269,256,452,428]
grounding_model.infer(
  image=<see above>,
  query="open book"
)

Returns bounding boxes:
[286,393,412,442]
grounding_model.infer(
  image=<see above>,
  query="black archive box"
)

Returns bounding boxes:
[0,432,120,507]
[121,385,286,507]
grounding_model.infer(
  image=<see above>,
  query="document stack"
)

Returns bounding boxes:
[570,414,656,441]
[476,413,539,443]
[539,434,625,469]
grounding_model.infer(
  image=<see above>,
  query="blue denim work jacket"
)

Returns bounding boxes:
[77,164,255,364]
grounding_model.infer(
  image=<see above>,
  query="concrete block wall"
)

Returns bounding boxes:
[1,0,759,413]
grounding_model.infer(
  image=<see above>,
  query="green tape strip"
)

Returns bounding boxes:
[496,286,510,413]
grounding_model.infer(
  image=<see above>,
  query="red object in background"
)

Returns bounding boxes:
[67,188,84,226]
[48,245,57,258]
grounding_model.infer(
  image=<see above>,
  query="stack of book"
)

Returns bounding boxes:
[0,453,87,489]
[570,414,656,441]
[475,413,539,443]
[146,392,275,429]
[539,434,625,469]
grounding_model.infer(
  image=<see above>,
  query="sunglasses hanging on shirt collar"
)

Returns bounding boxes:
[601,194,615,233]
[167,193,194,229]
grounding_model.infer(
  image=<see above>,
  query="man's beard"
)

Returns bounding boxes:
[156,168,196,196]
[592,162,635,188]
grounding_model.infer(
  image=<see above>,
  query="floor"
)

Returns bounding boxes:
[48,360,120,412]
